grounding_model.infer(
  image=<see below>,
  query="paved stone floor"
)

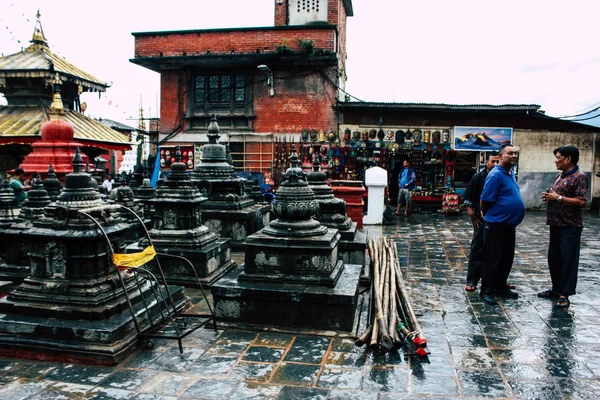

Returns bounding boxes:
[1,211,600,399]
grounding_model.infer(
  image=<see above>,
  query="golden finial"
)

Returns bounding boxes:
[30,10,48,48]
[49,74,65,118]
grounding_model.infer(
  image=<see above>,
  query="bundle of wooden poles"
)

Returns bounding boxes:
[356,236,430,357]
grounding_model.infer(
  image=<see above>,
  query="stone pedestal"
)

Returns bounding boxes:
[363,167,388,225]
[330,180,365,229]
[212,146,361,332]
[202,203,271,250]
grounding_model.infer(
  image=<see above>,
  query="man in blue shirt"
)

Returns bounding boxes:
[395,159,416,216]
[479,144,525,305]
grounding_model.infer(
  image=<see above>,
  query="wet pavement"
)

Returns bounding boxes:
[1,211,600,399]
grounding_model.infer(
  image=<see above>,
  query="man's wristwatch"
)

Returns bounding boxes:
[557,195,563,203]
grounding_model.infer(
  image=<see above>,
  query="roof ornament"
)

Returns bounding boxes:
[30,10,48,49]
[49,74,65,118]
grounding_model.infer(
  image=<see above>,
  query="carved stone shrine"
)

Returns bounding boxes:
[0,149,187,365]
[127,146,236,287]
[191,115,270,249]
[307,158,368,279]
[212,146,361,331]
[43,163,63,201]
[0,175,51,281]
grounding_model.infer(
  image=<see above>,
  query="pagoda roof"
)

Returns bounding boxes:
[0,104,131,151]
[0,17,109,93]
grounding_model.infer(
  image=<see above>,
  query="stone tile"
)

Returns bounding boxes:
[276,386,329,399]
[369,350,407,366]
[330,337,362,353]
[545,359,596,379]
[97,369,157,391]
[325,351,367,368]
[204,341,249,357]
[556,378,600,399]
[271,362,321,386]
[316,368,363,390]
[139,373,196,397]
[447,334,487,348]
[186,355,238,376]
[491,348,543,364]
[410,374,459,397]
[228,361,276,383]
[150,347,205,373]
[86,387,135,399]
[180,378,238,399]
[0,379,56,400]
[508,380,563,400]
[243,346,285,363]
[27,382,94,400]
[456,370,508,398]
[451,347,497,370]
[216,330,259,344]
[284,336,331,363]
[410,356,456,378]
[500,363,549,381]
[45,364,114,385]
[254,332,294,347]
[327,389,379,400]
[228,382,281,399]
[132,395,178,400]
[362,366,409,392]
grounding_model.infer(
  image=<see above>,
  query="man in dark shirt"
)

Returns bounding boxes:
[479,144,525,305]
[463,153,499,291]
[539,145,588,308]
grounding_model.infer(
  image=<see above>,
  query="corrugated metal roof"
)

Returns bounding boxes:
[98,118,137,131]
[0,43,109,92]
[0,104,131,150]
[338,101,542,111]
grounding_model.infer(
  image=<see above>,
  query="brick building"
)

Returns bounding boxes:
[131,0,353,179]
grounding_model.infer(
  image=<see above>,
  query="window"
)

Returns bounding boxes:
[191,72,252,130]
[194,73,246,106]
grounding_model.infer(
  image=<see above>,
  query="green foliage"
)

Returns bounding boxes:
[297,38,315,55]
[275,39,292,55]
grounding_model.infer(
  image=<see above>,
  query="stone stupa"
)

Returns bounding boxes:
[0,149,188,364]
[190,115,270,249]
[127,146,236,287]
[212,146,362,331]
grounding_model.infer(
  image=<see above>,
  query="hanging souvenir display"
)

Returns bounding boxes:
[432,130,441,144]
[369,129,377,139]
[385,130,394,141]
[353,131,361,140]
[423,130,431,143]
[319,130,326,142]
[301,130,309,142]
[344,128,351,142]
[377,128,385,141]
[413,129,422,144]
[405,129,413,141]
[442,130,450,143]
[395,130,405,144]
[310,129,318,141]
[362,131,369,141]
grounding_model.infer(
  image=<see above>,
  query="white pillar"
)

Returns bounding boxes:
[363,166,387,225]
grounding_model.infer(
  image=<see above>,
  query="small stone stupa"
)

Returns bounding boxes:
[127,146,236,287]
[307,156,368,277]
[190,115,270,249]
[0,175,51,281]
[212,146,362,331]
[43,163,63,201]
[0,149,188,364]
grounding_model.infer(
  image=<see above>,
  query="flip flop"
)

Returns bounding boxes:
[555,297,570,308]
[507,284,516,289]
[465,284,476,292]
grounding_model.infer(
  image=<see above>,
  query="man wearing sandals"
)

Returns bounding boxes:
[539,145,588,308]
[463,153,499,292]
[479,144,524,305]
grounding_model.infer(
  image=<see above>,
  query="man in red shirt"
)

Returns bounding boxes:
[540,145,588,308]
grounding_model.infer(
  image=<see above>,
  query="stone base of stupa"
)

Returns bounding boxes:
[337,224,369,285]
[201,204,271,250]
[0,230,30,282]
[212,263,361,331]
[127,238,237,288]
[0,282,188,365]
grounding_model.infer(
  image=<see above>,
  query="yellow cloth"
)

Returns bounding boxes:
[112,246,156,268]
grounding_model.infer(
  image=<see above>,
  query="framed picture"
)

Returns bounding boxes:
[453,126,513,152]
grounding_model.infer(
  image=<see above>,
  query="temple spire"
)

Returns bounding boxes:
[29,10,48,49]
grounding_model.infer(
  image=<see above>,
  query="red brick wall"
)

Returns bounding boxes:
[135,28,337,58]
[253,66,338,133]
[274,0,287,26]
[159,70,187,135]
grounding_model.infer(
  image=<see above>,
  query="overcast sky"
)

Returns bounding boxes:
[1,0,599,126]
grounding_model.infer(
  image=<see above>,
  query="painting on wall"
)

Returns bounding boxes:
[453,126,513,152]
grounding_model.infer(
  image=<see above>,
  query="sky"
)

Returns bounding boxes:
[1,0,599,126]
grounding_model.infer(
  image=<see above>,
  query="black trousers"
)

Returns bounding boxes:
[466,223,485,285]
[548,226,582,296]
[481,222,516,293]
